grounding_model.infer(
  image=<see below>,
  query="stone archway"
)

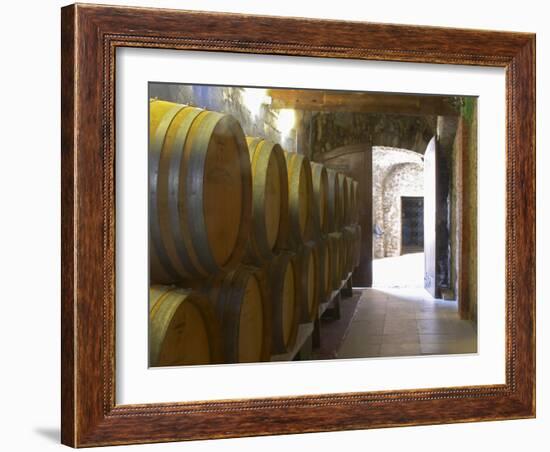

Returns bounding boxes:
[372,147,424,258]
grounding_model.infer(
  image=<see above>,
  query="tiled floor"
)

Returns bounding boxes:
[337,288,477,359]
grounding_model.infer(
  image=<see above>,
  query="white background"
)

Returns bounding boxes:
[0,0,546,451]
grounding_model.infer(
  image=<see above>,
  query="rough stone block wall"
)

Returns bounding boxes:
[310,112,436,156]
[382,163,424,256]
[372,147,424,258]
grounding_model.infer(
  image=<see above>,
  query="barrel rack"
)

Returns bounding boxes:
[271,272,354,362]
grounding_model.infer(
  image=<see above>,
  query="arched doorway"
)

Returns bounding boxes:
[372,147,425,288]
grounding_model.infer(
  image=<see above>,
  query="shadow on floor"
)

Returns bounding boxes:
[34,427,60,443]
[312,290,362,360]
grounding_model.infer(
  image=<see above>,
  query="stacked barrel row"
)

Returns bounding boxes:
[148,100,362,367]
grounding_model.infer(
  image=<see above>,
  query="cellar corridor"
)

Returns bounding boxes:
[148,83,479,366]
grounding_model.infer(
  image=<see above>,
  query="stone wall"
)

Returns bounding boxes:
[309,112,436,156]
[466,103,478,322]
[149,84,438,160]
[309,112,369,154]
[149,84,295,152]
[372,147,424,258]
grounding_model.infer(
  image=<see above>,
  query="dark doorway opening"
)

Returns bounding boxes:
[401,196,424,255]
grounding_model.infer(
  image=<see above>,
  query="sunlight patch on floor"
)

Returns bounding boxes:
[372,252,424,288]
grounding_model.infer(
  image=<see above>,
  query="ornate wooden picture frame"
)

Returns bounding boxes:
[61,3,535,447]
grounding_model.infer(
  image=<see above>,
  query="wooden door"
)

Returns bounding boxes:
[423,137,437,297]
[401,196,424,254]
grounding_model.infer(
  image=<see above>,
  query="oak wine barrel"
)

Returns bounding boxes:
[337,232,348,279]
[203,265,272,363]
[316,236,332,301]
[266,252,301,354]
[343,226,356,274]
[337,231,349,280]
[336,173,349,228]
[327,232,344,290]
[326,169,342,232]
[344,176,353,226]
[351,180,359,224]
[245,137,289,264]
[310,162,329,235]
[283,151,314,248]
[353,224,362,268]
[344,176,353,225]
[149,99,252,283]
[296,241,321,322]
[149,285,222,367]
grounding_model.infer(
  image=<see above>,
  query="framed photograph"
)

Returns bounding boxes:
[61,3,535,447]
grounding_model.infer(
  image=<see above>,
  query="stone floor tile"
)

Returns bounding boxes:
[380,343,421,357]
[383,318,418,335]
[349,319,385,335]
[338,340,380,359]
[361,335,384,345]
[417,319,474,335]
[415,310,456,320]
[419,334,477,345]
[353,308,386,321]
[359,298,388,306]
[420,341,477,355]
[381,333,420,344]
[384,310,417,320]
[338,288,477,359]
